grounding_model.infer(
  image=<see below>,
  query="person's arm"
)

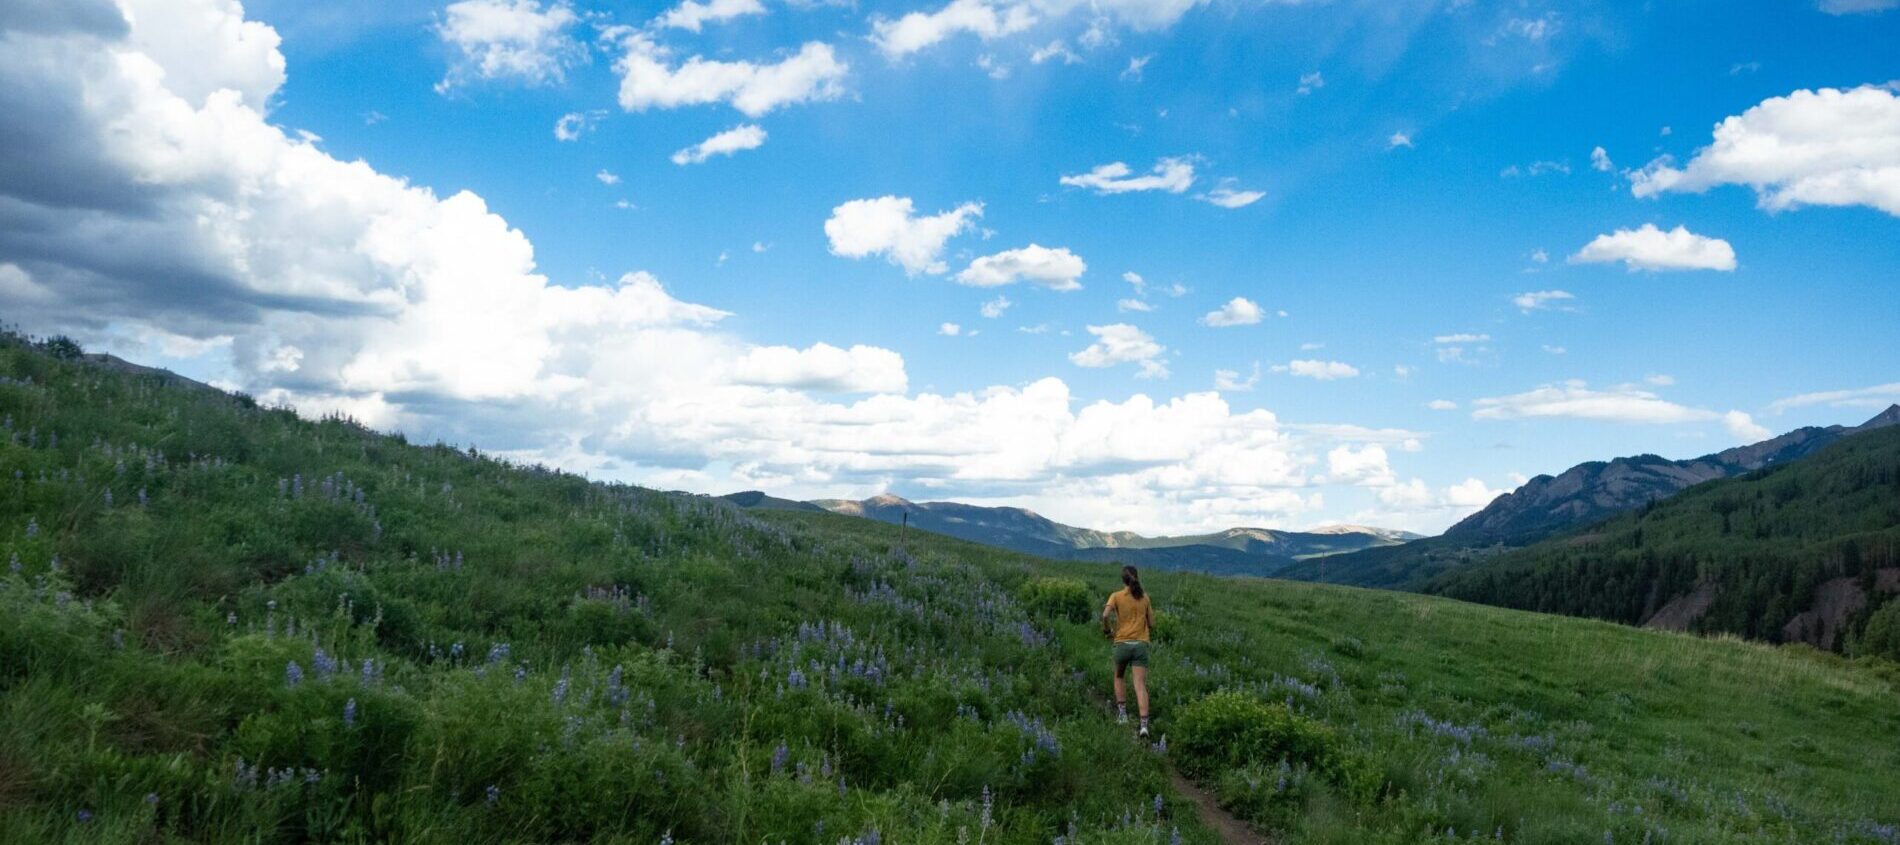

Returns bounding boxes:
[1101,597,1116,639]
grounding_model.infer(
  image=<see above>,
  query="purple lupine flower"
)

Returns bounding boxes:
[286,661,304,687]
[771,742,789,774]
[76,810,93,824]
[138,488,147,507]
[981,785,993,829]
[1170,828,1182,845]
[25,518,37,538]
[1153,793,1164,817]
[8,553,19,574]
[103,487,113,509]
[486,784,500,806]
[313,648,338,679]
[343,698,357,727]
[144,793,159,806]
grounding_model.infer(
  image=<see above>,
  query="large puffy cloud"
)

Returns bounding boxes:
[1570,224,1736,272]
[1069,324,1167,378]
[1059,157,1195,194]
[615,34,848,117]
[825,196,983,275]
[1631,86,1900,216]
[1,0,1446,536]
[435,0,584,92]
[956,245,1086,290]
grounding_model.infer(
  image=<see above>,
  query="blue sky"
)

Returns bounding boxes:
[2,0,1897,534]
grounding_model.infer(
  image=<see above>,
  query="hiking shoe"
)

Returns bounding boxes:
[1138,725,1151,739]
[1116,711,1129,725]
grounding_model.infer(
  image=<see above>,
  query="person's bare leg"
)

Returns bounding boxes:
[1132,665,1150,719]
[1112,662,1126,709]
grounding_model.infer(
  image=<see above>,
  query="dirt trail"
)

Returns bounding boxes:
[1162,761,1270,845]
[1088,690,1271,845]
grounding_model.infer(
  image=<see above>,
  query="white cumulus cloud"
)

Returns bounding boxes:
[1198,182,1265,209]
[825,196,983,275]
[1513,290,1575,312]
[1214,362,1261,392]
[1279,360,1360,380]
[1060,157,1196,194]
[1070,323,1167,378]
[871,0,1037,59]
[656,0,766,32]
[671,123,767,165]
[1570,224,1736,272]
[615,34,848,117]
[1201,297,1264,327]
[436,0,584,92]
[1629,85,1900,216]
[957,245,1087,290]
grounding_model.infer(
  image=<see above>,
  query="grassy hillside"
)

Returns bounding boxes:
[0,336,1204,844]
[787,513,1900,844]
[1427,425,1900,651]
[3,334,1898,844]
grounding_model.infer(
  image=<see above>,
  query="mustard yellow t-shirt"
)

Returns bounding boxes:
[1106,587,1152,643]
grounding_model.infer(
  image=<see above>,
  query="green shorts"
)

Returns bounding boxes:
[1112,640,1150,674]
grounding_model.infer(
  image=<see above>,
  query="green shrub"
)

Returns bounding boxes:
[1171,690,1339,778]
[1151,608,1180,643]
[1019,576,1092,624]
[1851,598,1900,662]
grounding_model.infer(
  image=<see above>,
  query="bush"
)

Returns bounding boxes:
[1019,577,1092,624]
[1151,608,1180,644]
[1851,598,1900,662]
[1171,690,1339,778]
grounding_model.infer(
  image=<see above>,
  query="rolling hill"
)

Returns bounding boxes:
[1425,422,1900,652]
[1279,405,1900,589]
[2,333,1896,843]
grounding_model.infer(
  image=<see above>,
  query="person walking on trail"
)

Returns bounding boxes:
[1102,564,1154,738]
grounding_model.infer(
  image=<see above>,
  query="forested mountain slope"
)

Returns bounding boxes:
[1427,424,1900,652]
[1280,406,1900,589]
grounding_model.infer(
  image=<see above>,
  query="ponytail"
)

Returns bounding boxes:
[1121,565,1144,600]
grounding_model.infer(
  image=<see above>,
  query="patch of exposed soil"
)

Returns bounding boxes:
[1643,582,1717,631]
[1782,577,1868,650]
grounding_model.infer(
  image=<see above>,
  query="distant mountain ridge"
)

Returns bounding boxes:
[721,492,1419,577]
[1279,404,1900,589]
[1424,420,1900,652]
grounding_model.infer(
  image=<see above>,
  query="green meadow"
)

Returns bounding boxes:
[2,334,1896,844]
